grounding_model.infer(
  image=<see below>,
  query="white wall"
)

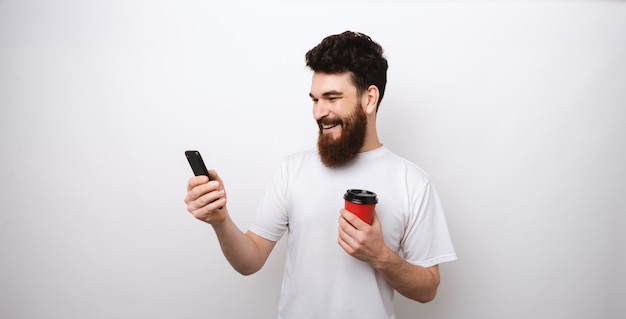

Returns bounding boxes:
[1,1,624,318]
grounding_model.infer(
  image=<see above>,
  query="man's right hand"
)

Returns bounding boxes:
[183,171,276,276]
[184,171,228,224]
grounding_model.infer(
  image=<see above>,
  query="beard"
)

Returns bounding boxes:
[317,104,367,168]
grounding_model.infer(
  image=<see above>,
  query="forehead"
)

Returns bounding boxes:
[310,72,357,97]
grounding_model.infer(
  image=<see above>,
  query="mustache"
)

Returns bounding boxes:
[317,116,343,127]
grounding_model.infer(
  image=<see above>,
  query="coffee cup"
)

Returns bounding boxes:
[343,189,378,224]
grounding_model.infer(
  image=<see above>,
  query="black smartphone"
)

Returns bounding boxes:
[185,150,212,180]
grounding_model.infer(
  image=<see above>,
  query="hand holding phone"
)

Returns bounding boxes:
[185,150,224,211]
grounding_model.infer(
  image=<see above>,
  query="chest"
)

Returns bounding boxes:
[286,166,409,252]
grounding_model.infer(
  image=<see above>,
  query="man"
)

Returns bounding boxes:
[185,31,457,319]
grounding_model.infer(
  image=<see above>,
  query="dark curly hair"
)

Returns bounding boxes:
[305,31,388,111]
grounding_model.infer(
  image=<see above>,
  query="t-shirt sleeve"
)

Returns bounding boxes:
[401,180,457,268]
[248,161,289,242]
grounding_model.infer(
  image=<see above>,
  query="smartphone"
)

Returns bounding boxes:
[185,150,212,180]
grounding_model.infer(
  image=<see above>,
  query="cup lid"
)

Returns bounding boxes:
[344,189,378,205]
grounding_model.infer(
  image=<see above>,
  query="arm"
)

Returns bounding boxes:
[337,209,440,302]
[185,173,276,275]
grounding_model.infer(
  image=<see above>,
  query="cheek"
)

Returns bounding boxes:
[336,103,356,119]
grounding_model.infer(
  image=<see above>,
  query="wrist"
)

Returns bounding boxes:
[371,246,398,271]
[207,207,229,227]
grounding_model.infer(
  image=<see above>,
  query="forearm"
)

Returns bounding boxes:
[372,248,440,303]
[211,214,265,276]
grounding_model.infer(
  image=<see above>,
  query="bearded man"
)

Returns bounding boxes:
[184,31,457,319]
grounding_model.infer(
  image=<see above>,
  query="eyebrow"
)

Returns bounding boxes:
[309,90,343,99]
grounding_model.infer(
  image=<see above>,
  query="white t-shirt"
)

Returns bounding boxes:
[249,146,457,319]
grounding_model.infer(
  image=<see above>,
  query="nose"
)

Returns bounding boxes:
[312,100,330,121]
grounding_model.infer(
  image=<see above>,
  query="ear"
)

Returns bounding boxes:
[361,85,380,115]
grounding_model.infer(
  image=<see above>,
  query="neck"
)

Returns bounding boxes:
[360,142,382,153]
[360,132,382,152]
[360,115,382,152]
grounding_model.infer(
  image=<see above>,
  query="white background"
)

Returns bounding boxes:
[1,1,625,318]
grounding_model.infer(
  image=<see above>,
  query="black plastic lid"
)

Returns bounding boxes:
[343,189,378,205]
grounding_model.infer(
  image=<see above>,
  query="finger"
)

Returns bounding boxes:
[340,208,367,230]
[337,233,354,253]
[196,189,225,208]
[338,210,355,233]
[190,194,227,219]
[338,214,362,246]
[207,171,226,210]
[208,169,218,181]
[187,175,210,192]
[337,223,357,252]
[208,170,226,188]
[185,181,213,205]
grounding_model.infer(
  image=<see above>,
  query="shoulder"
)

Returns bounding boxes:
[376,148,434,194]
[278,148,319,168]
[378,147,431,179]
[272,148,321,176]
[283,147,318,162]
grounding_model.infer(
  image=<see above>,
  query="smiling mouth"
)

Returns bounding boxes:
[318,117,342,131]
[321,123,339,130]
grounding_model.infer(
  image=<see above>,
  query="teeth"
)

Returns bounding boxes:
[322,123,338,129]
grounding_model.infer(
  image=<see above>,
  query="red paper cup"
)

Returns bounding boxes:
[343,189,378,224]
